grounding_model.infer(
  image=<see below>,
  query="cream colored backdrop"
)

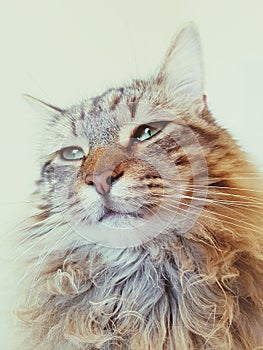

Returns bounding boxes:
[0,1,262,348]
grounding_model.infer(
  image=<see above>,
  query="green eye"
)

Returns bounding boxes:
[134,122,165,142]
[60,146,85,161]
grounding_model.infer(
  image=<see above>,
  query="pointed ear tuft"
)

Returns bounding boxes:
[157,23,204,111]
[22,94,65,115]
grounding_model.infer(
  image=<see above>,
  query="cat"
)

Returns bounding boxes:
[17,23,263,350]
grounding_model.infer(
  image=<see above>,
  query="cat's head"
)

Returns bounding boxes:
[29,24,223,247]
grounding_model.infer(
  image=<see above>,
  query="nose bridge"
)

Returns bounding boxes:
[82,147,107,175]
[82,146,127,175]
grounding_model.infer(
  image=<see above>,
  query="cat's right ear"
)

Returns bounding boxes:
[156,23,205,113]
[22,94,65,117]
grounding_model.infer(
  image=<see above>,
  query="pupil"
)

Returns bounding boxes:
[145,127,151,136]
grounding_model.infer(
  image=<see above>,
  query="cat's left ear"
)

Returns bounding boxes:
[157,23,205,113]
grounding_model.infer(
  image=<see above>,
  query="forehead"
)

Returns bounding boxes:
[49,80,179,155]
[68,83,149,148]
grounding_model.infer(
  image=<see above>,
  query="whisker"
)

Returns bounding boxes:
[160,176,263,193]
[157,203,205,233]
[162,199,261,234]
[181,186,263,203]
[15,221,64,262]
[15,211,65,248]
[180,194,262,228]
[155,192,263,214]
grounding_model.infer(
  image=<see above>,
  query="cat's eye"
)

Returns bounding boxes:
[59,146,85,161]
[133,122,165,142]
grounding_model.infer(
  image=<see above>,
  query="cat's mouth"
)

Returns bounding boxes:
[98,207,141,223]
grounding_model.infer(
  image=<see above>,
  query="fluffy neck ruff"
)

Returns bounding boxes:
[19,204,263,350]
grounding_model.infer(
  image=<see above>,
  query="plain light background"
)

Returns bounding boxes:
[0,1,263,348]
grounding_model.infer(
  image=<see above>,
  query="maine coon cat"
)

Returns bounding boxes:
[18,24,263,349]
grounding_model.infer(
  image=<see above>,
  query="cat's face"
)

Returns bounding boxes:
[35,25,210,247]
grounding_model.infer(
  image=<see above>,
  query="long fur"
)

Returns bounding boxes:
[17,24,263,350]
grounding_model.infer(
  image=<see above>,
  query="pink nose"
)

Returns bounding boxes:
[85,169,114,195]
